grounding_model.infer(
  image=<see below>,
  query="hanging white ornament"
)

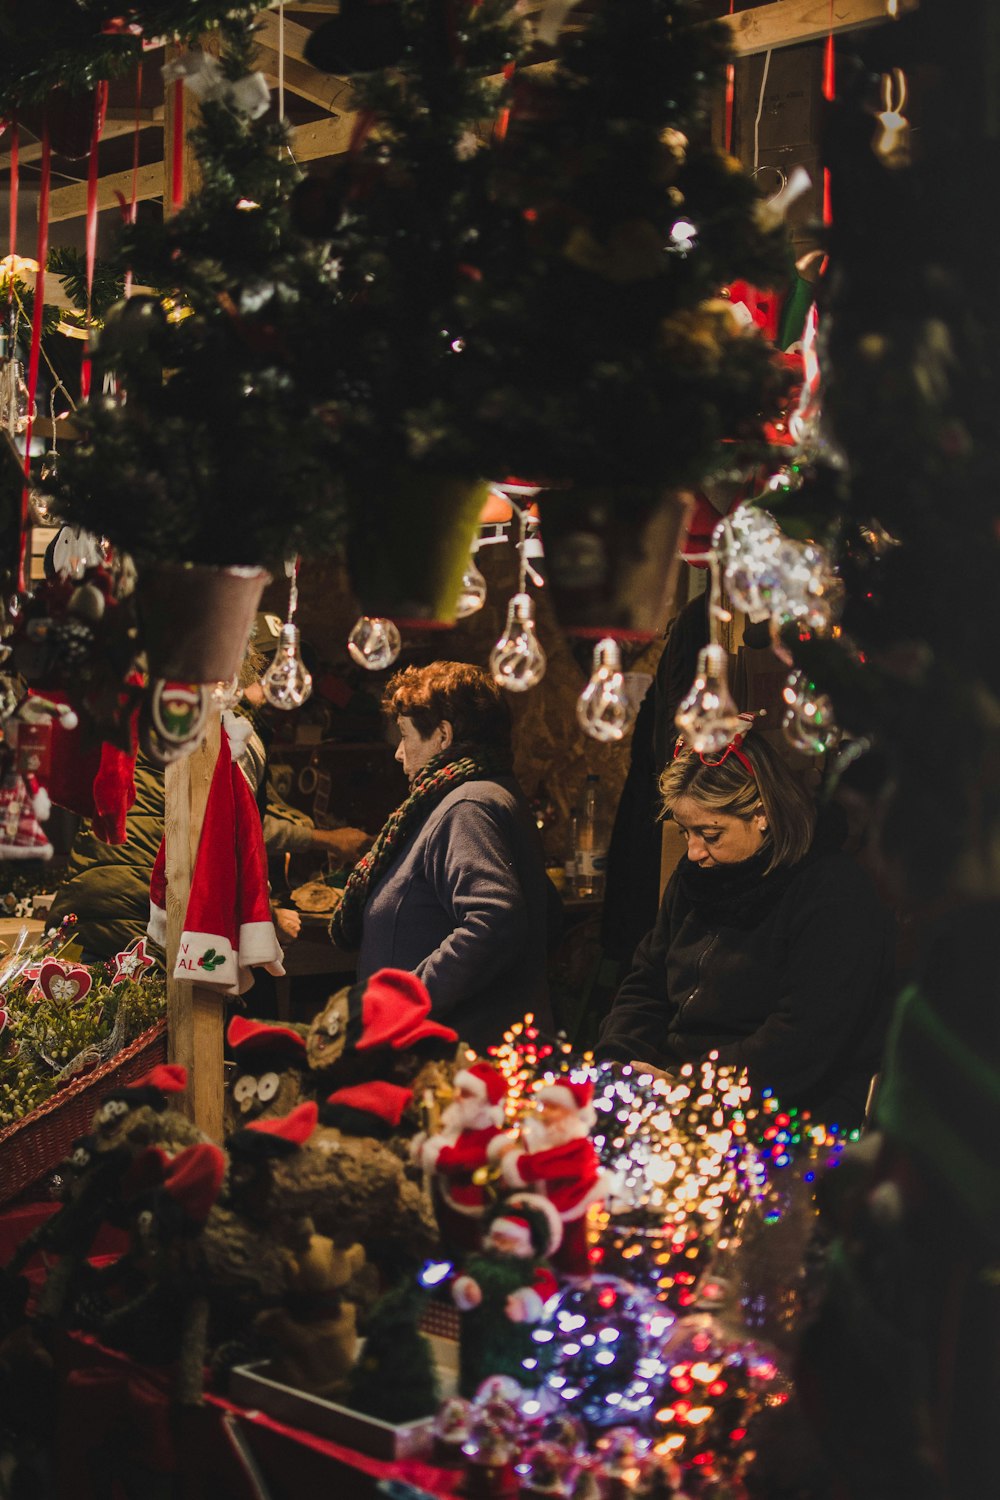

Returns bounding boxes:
[675,644,744,755]
[781,670,839,755]
[261,556,313,710]
[490,592,546,693]
[577,637,634,742]
[347,615,402,672]
[453,549,487,619]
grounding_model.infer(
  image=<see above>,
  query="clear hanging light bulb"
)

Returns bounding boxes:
[782,670,838,755]
[577,637,634,742]
[490,592,547,693]
[347,615,402,672]
[454,548,487,618]
[210,674,242,710]
[8,361,34,435]
[675,644,744,754]
[261,622,313,709]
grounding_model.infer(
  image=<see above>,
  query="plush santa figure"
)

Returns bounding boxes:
[411,1062,508,1254]
[451,1193,562,1397]
[495,1077,610,1276]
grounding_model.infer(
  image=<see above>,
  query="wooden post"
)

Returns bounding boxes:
[166,712,225,1140]
[161,35,226,1140]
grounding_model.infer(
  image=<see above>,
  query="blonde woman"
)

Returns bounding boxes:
[597,726,894,1128]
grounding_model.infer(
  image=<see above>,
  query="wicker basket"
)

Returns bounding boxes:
[0,1020,168,1207]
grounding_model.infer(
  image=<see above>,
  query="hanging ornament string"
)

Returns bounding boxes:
[171,77,185,212]
[19,122,50,593]
[6,115,17,306]
[80,80,109,401]
[724,0,736,154]
[124,62,144,298]
[278,1,286,124]
[821,5,835,227]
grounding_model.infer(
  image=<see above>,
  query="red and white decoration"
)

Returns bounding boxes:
[147,725,283,995]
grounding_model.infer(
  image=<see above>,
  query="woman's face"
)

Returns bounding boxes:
[395,715,448,783]
[672,794,766,868]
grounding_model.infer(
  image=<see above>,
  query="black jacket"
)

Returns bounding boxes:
[596,843,895,1129]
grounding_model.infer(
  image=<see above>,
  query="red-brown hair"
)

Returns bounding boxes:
[383,662,512,756]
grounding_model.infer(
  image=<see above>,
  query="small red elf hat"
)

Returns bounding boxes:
[322,1079,413,1130]
[162,1142,226,1224]
[355,969,457,1052]
[227,1015,307,1061]
[230,1100,320,1159]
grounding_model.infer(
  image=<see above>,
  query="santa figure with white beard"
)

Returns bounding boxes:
[494,1076,609,1276]
[411,1061,508,1253]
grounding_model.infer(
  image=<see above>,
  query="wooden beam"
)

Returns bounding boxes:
[47,160,164,223]
[256,42,350,112]
[290,111,360,162]
[254,8,317,65]
[722,0,918,56]
[0,112,162,174]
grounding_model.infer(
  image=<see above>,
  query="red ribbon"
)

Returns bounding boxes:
[171,77,185,211]
[124,61,144,298]
[81,81,109,401]
[18,122,50,593]
[822,16,835,227]
[724,0,735,154]
[60,1363,176,1488]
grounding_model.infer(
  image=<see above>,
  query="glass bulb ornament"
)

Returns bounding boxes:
[781,670,838,755]
[347,615,401,672]
[577,638,634,743]
[675,645,743,755]
[454,550,487,618]
[261,622,313,710]
[210,674,242,710]
[490,592,547,693]
[0,359,35,435]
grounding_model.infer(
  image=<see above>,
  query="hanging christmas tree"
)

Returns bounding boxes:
[53,10,345,570]
[297,0,530,618]
[462,0,793,490]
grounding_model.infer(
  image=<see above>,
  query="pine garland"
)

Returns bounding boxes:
[0,2,255,113]
[53,13,348,568]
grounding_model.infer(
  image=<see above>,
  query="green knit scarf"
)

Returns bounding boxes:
[330,748,511,950]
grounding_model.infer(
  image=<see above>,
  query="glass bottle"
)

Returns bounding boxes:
[574,774,608,899]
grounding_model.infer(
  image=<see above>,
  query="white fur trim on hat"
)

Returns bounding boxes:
[536,1082,596,1130]
[505,1191,563,1255]
[147,901,167,950]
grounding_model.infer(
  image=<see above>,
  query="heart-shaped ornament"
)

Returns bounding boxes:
[38,959,93,1005]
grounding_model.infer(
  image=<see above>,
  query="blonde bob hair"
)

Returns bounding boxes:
[659,731,816,873]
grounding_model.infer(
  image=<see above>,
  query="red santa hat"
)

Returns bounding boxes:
[323,1079,413,1131]
[454,1062,507,1125]
[488,1213,534,1256]
[168,727,284,996]
[356,969,458,1052]
[536,1077,596,1130]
